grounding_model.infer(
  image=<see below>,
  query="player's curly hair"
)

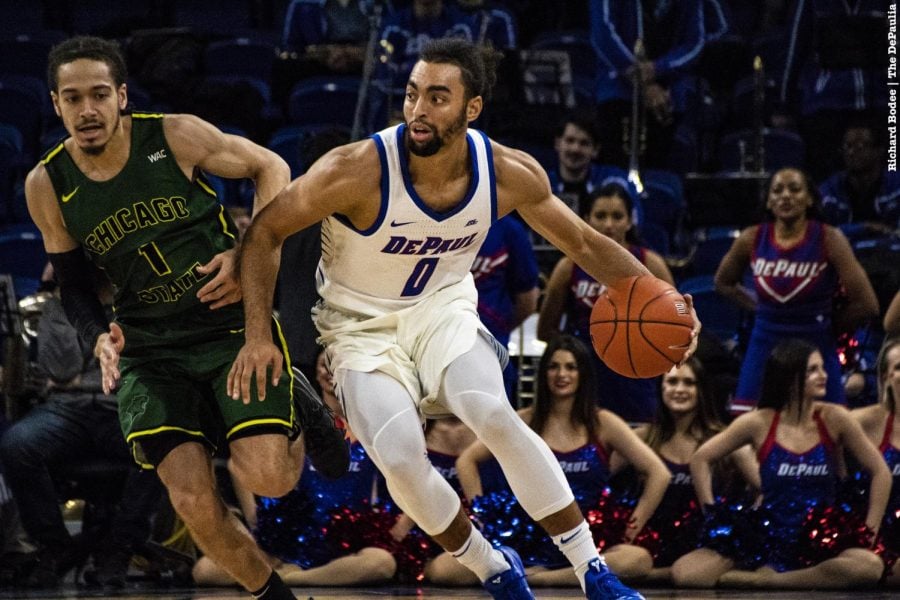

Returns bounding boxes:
[419,37,503,101]
[47,35,127,92]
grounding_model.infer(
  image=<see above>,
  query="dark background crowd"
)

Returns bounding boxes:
[0,0,896,592]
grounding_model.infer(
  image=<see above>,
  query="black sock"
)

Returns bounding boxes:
[250,570,295,600]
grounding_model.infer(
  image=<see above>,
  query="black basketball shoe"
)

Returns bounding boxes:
[292,367,349,479]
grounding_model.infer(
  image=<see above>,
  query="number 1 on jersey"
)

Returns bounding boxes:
[138,241,172,276]
[401,257,438,296]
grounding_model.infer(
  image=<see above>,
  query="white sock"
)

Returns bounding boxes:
[451,528,511,582]
[551,520,600,591]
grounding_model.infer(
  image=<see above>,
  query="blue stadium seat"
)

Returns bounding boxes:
[678,274,743,344]
[204,38,277,80]
[0,124,22,220]
[268,124,352,178]
[641,169,686,245]
[0,85,42,164]
[718,128,805,173]
[686,227,740,278]
[530,31,599,83]
[0,33,62,79]
[287,77,361,128]
[639,220,670,256]
[0,229,47,293]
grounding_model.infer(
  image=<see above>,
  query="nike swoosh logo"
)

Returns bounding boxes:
[390,220,415,227]
[560,532,579,544]
[61,187,79,203]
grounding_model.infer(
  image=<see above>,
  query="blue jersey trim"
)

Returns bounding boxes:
[476,129,498,224]
[396,124,479,222]
[332,136,389,236]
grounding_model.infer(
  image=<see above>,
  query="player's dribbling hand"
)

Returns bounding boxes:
[95,323,125,394]
[672,293,701,365]
[227,340,283,404]
[196,249,242,309]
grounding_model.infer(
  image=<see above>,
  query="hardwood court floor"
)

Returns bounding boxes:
[0,586,897,600]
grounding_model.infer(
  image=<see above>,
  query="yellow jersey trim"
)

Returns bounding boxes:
[196,177,217,198]
[131,112,165,119]
[218,204,236,239]
[273,315,297,426]
[125,425,205,443]
[227,417,293,439]
[40,142,66,165]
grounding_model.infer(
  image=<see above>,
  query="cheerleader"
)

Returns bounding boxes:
[715,167,878,409]
[672,338,890,589]
[455,335,670,585]
[192,352,397,587]
[624,358,758,583]
[853,337,900,587]
[537,183,675,423]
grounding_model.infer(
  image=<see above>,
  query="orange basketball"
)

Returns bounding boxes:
[589,275,693,378]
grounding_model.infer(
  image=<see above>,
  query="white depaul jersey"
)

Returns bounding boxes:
[316,124,497,316]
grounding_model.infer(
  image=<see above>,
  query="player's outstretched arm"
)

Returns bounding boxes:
[163,114,291,216]
[227,140,380,403]
[494,144,649,286]
[164,114,293,308]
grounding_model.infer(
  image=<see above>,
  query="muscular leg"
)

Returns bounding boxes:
[441,339,579,533]
[156,442,273,591]
[338,370,509,582]
[340,371,463,533]
[229,433,303,498]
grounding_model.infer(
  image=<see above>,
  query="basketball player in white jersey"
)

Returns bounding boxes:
[229,38,698,600]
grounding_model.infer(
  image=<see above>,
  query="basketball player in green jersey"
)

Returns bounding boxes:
[25,36,347,600]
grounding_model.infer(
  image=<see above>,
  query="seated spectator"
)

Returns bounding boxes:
[671,338,889,589]
[457,0,517,49]
[624,358,759,584]
[820,118,900,239]
[538,184,673,423]
[455,335,671,585]
[589,0,706,170]
[547,113,641,221]
[280,0,370,74]
[852,336,900,588]
[775,0,888,181]
[0,272,162,589]
[470,215,540,403]
[370,0,475,127]
[714,167,879,410]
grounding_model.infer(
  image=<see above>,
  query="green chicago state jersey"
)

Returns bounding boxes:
[41,113,240,322]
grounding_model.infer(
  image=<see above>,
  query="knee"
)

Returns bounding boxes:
[232,460,298,498]
[359,548,397,581]
[671,553,716,588]
[229,440,300,498]
[840,549,884,586]
[467,400,520,442]
[166,482,223,527]
[604,544,653,580]
[375,443,430,483]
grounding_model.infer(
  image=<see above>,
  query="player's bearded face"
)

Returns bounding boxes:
[406,104,468,157]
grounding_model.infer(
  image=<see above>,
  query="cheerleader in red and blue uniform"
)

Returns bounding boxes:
[455,335,670,586]
[715,168,879,411]
[538,184,675,423]
[626,358,759,583]
[854,337,900,587]
[672,338,890,589]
